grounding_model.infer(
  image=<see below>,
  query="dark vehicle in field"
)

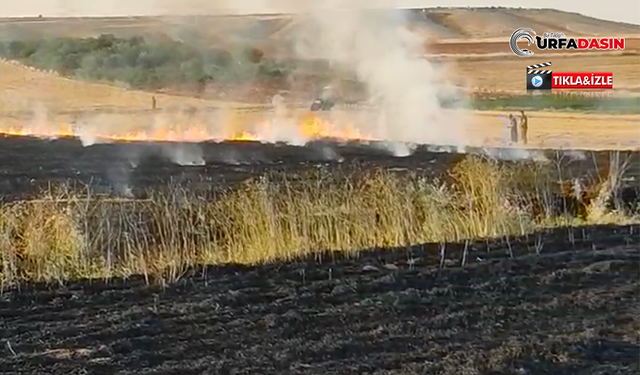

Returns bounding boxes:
[310,85,336,111]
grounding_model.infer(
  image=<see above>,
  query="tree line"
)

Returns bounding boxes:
[0,34,294,90]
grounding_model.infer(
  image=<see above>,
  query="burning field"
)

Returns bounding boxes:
[0,131,638,374]
[1,4,640,375]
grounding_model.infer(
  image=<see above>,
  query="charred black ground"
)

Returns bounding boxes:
[1,225,639,374]
[1,135,639,375]
[0,134,638,201]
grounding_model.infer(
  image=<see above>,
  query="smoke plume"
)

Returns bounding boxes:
[157,1,470,152]
[19,1,473,156]
[296,5,468,147]
[159,143,206,166]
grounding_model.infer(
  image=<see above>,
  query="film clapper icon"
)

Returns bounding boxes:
[526,62,552,90]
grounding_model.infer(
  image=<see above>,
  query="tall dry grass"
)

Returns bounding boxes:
[0,155,634,287]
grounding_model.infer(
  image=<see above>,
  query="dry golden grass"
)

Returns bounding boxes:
[0,60,256,115]
[0,155,635,287]
[0,11,636,288]
[0,59,266,137]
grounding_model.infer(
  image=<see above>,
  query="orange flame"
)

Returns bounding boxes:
[0,113,376,143]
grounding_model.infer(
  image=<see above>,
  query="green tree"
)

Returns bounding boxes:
[0,34,294,90]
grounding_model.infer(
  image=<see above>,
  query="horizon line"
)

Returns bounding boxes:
[0,7,638,27]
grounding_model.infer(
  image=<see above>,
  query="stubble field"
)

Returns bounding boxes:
[1,42,639,151]
[446,54,640,94]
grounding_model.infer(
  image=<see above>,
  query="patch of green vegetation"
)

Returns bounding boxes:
[470,94,640,114]
[0,34,294,90]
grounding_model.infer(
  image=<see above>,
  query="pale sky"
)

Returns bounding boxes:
[1,0,639,25]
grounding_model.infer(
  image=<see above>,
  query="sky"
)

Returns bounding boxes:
[1,0,639,25]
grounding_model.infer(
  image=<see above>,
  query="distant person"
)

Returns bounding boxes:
[508,113,518,144]
[271,93,285,108]
[151,96,157,110]
[519,110,529,145]
[271,93,287,117]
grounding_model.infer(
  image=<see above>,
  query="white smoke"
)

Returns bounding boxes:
[426,144,469,154]
[254,96,309,145]
[255,119,309,145]
[376,141,417,157]
[105,162,135,198]
[482,147,549,162]
[29,102,55,139]
[160,143,206,166]
[218,148,246,165]
[73,113,127,146]
[317,145,344,162]
[16,2,477,159]
[155,1,472,153]
[290,5,469,153]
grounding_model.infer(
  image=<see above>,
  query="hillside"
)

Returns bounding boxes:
[412,8,640,40]
[0,8,637,47]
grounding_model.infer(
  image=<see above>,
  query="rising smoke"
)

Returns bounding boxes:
[3,1,555,201]
[159,143,205,166]
[294,4,469,148]
[23,1,546,164]
[157,0,471,154]
[21,1,470,154]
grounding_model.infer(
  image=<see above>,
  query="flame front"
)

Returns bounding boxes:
[0,112,376,144]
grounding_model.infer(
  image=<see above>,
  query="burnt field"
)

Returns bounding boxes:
[1,134,639,374]
[1,224,639,375]
[0,134,638,201]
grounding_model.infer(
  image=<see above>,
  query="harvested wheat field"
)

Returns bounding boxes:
[0,60,255,113]
[1,6,640,375]
[449,54,640,93]
[1,43,639,151]
[467,111,640,150]
[1,58,639,150]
